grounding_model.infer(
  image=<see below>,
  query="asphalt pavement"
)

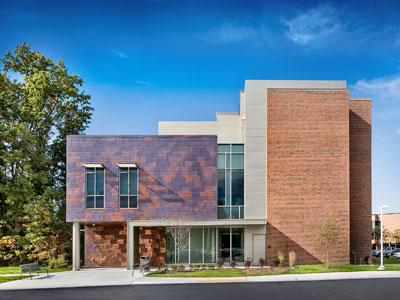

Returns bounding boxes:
[1,278,400,300]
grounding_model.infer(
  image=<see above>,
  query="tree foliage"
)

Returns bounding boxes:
[0,43,93,265]
[315,216,339,268]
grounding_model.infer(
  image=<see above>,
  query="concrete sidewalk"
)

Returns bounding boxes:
[1,268,400,290]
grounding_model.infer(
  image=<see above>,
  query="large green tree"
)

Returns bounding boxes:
[0,43,93,264]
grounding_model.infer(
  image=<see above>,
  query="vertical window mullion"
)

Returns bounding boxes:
[127,168,130,208]
[230,227,232,262]
[202,227,204,265]
[94,168,97,208]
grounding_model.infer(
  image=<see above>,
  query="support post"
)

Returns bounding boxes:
[72,222,80,271]
[127,222,134,270]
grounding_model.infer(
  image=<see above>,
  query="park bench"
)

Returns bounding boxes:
[20,262,49,279]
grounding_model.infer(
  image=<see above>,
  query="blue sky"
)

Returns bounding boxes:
[1,0,399,213]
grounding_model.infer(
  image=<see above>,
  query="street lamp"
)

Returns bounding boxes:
[378,205,388,271]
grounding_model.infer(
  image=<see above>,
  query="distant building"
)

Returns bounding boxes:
[372,213,400,248]
[66,80,371,270]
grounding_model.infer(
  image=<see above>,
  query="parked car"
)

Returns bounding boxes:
[392,252,400,259]
[384,248,400,258]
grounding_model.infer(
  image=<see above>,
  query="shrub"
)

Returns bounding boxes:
[201,264,206,269]
[158,264,166,272]
[289,251,296,268]
[259,258,265,268]
[178,264,185,271]
[273,257,280,267]
[216,258,225,268]
[48,256,67,269]
[207,264,215,269]
[170,264,178,272]
[189,264,194,269]
[194,264,201,268]
[278,251,284,267]
[229,259,237,268]
[48,260,55,269]
[244,259,252,268]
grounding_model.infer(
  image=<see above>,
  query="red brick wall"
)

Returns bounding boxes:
[349,99,372,263]
[266,89,350,265]
[85,223,127,267]
[138,227,166,267]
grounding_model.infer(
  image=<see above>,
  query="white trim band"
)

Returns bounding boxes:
[82,163,104,168]
[117,163,138,168]
[127,219,266,227]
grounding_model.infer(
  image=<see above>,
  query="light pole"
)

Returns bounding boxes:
[378,205,388,271]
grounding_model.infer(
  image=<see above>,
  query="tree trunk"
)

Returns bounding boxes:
[326,244,329,269]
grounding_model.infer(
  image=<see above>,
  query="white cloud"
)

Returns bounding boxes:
[198,22,257,44]
[350,75,400,119]
[136,80,150,86]
[282,4,342,45]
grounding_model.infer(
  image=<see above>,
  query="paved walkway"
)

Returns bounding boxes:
[1,268,400,290]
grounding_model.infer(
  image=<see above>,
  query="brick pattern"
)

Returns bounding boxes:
[66,136,217,222]
[349,100,371,263]
[138,227,166,267]
[85,223,127,268]
[266,89,351,265]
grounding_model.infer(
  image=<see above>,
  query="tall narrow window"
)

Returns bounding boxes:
[217,144,244,219]
[119,167,138,208]
[86,167,104,209]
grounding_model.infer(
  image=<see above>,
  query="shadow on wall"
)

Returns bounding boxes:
[266,223,323,266]
[349,109,372,264]
[139,168,186,203]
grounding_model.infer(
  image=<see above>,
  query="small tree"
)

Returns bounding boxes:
[392,229,400,248]
[382,227,392,247]
[315,216,339,269]
[373,226,381,249]
[169,226,189,264]
[289,251,296,268]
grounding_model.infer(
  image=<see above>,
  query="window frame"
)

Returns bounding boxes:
[85,166,105,210]
[119,166,139,209]
[217,144,244,219]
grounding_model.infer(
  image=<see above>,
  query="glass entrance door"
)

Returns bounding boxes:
[218,228,231,261]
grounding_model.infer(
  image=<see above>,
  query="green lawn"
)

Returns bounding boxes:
[148,263,400,278]
[0,266,71,275]
[376,258,400,265]
[0,276,31,284]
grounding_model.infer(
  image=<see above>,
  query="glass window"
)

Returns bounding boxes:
[217,144,230,152]
[86,167,104,209]
[231,228,244,262]
[231,154,244,169]
[217,207,230,219]
[226,153,230,169]
[177,234,189,264]
[232,144,244,152]
[231,170,244,205]
[190,228,203,263]
[217,170,225,206]
[217,144,244,220]
[119,167,138,208]
[231,207,240,219]
[217,154,225,169]
[204,228,216,263]
[218,228,231,262]
[165,227,242,265]
[166,228,175,264]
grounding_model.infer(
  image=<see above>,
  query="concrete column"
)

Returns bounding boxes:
[127,222,134,270]
[72,222,80,271]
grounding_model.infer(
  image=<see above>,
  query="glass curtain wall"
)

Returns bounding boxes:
[217,144,244,219]
[166,227,243,264]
